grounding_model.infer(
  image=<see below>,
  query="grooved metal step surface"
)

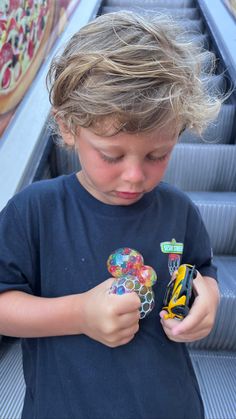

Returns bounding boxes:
[187,191,236,254]
[103,0,196,7]
[189,350,236,419]
[0,340,25,419]
[164,144,236,191]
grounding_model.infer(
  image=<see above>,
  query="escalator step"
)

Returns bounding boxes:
[0,340,25,419]
[164,144,236,192]
[177,18,205,33]
[102,6,199,19]
[152,8,200,19]
[189,350,236,419]
[104,0,195,8]
[187,191,236,255]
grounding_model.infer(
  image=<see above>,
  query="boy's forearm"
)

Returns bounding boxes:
[0,290,84,338]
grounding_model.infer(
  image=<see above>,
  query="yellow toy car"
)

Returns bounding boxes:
[162,264,197,320]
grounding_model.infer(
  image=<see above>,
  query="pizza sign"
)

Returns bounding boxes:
[0,0,54,114]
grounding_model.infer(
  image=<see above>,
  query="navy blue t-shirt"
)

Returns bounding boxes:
[0,174,216,419]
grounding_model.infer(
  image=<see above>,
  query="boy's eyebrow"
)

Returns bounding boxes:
[92,141,176,154]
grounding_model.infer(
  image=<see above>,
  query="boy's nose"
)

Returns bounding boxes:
[121,160,146,184]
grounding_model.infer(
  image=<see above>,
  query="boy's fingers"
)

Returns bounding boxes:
[170,297,205,336]
[119,311,140,327]
[160,316,182,332]
[159,310,170,322]
[160,299,206,336]
[111,292,141,315]
[120,322,140,338]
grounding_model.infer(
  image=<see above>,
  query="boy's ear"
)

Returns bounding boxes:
[54,113,76,147]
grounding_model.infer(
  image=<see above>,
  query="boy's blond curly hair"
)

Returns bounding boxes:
[47,11,222,138]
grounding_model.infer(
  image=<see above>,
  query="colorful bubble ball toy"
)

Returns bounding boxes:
[107,248,157,319]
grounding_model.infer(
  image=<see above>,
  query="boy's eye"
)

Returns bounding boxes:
[100,153,123,164]
[100,152,171,163]
[147,152,170,162]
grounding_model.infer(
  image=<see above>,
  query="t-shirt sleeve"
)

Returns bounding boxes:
[182,200,217,281]
[0,200,34,295]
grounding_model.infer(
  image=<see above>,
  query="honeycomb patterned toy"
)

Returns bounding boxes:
[107,248,157,319]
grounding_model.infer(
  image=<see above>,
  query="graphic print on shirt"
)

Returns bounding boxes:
[160,238,184,276]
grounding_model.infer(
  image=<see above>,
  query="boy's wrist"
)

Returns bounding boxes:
[67,293,86,336]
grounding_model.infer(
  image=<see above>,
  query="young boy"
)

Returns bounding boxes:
[0,11,220,419]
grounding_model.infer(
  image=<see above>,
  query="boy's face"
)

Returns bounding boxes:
[62,122,179,206]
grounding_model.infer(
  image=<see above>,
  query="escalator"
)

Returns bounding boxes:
[0,1,235,418]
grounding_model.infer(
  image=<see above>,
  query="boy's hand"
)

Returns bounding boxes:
[159,273,220,342]
[78,279,141,347]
